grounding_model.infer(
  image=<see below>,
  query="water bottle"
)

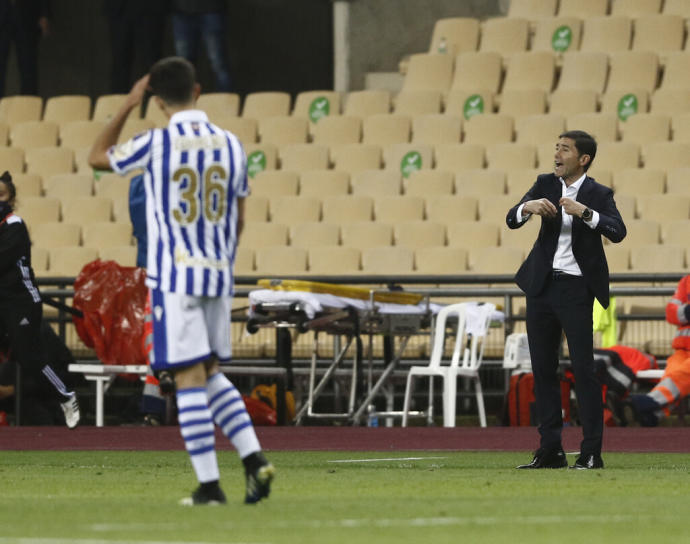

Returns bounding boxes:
[438,36,448,54]
[367,404,379,427]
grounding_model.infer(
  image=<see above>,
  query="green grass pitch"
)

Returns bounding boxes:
[1,450,689,544]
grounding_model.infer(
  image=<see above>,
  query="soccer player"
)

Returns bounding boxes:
[88,56,274,505]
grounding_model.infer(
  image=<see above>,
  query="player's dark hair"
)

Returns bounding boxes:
[0,170,16,205]
[149,57,197,106]
[559,130,597,171]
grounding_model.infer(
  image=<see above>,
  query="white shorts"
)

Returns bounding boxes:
[147,288,232,371]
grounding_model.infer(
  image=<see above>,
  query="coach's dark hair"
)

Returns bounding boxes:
[0,170,16,205]
[559,130,597,171]
[149,57,197,106]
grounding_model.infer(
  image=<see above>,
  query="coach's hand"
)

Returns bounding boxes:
[559,197,587,217]
[523,198,558,218]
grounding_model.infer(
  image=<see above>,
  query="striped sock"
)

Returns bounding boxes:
[176,387,219,483]
[207,373,261,459]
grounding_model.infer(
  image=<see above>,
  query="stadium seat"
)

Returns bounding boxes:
[15,196,60,225]
[43,95,91,123]
[94,172,131,200]
[500,220,539,252]
[61,196,113,224]
[330,143,382,173]
[404,170,454,196]
[663,0,690,16]
[636,194,690,222]
[243,195,269,222]
[579,15,632,53]
[469,246,524,274]
[620,113,671,145]
[556,52,609,94]
[10,120,58,149]
[43,173,93,200]
[515,113,566,144]
[234,247,254,274]
[0,122,9,145]
[401,53,454,93]
[502,51,556,93]
[650,89,690,115]
[196,92,240,117]
[289,222,340,248]
[59,120,106,149]
[566,112,619,142]
[479,194,524,223]
[444,89,495,119]
[48,246,98,276]
[428,17,480,57]
[0,95,42,126]
[666,168,690,194]
[485,142,536,170]
[530,16,583,55]
[238,222,289,248]
[589,142,640,170]
[360,246,414,274]
[382,143,433,175]
[343,90,391,117]
[455,169,507,197]
[411,113,462,144]
[630,244,686,272]
[92,94,129,121]
[450,51,503,94]
[350,169,401,197]
[600,89,649,119]
[31,222,81,248]
[299,170,350,197]
[548,89,598,115]
[259,116,308,145]
[321,195,374,223]
[244,143,278,177]
[24,147,74,177]
[292,90,341,124]
[604,244,630,273]
[632,15,684,63]
[118,118,154,143]
[31,246,49,276]
[479,17,530,59]
[662,220,690,245]
[613,168,665,196]
[254,246,308,275]
[425,195,478,222]
[463,114,513,144]
[394,220,446,249]
[270,195,321,224]
[434,143,485,170]
[394,90,443,115]
[610,0,662,17]
[311,115,362,145]
[505,168,540,196]
[671,113,690,143]
[13,173,42,196]
[340,222,394,250]
[373,195,425,222]
[498,89,547,118]
[414,246,468,273]
[614,193,637,220]
[279,143,329,171]
[446,221,500,249]
[308,246,360,274]
[620,219,662,245]
[214,116,258,144]
[250,170,299,197]
[0,147,25,173]
[98,245,137,267]
[242,92,291,119]
[362,114,411,145]
[507,0,558,19]
[606,51,660,95]
[82,222,133,248]
[643,142,690,169]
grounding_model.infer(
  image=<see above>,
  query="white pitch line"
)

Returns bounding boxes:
[327,456,448,463]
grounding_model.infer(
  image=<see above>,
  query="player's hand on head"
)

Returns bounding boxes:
[126,75,151,108]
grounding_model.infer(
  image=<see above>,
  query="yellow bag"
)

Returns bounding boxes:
[251,383,296,421]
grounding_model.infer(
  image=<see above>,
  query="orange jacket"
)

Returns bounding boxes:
[666,275,690,350]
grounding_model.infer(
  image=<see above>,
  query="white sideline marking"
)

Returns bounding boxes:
[0,539,269,544]
[327,456,448,463]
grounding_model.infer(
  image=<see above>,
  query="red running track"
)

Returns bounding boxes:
[1,426,689,453]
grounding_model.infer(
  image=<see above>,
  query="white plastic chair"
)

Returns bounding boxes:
[502,332,532,372]
[402,302,496,428]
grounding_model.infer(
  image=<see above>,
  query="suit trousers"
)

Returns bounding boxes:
[525,274,603,456]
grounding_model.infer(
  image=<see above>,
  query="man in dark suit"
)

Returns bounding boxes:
[506,130,626,470]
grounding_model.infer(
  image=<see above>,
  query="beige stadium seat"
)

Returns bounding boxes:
[566,112,619,142]
[506,168,541,196]
[59,120,106,149]
[322,195,374,223]
[658,53,690,90]
[82,222,133,248]
[450,51,503,94]
[444,89,495,119]
[614,193,637,220]
[238,222,289,248]
[605,244,630,273]
[98,245,137,267]
[548,89,598,115]
[479,17,530,59]
[394,90,443,115]
[621,219,662,245]
[664,0,690,16]
[341,222,393,250]
[254,246,308,275]
[579,15,632,53]
[611,0,662,17]
[537,141,557,169]
[515,113,566,144]
[650,89,690,115]
[299,170,350,197]
[479,194,524,223]
[269,196,321,224]
[244,143,278,178]
[92,94,128,121]
[469,246,524,274]
[401,54,454,93]
[0,122,9,145]
[498,89,547,118]
[590,142,640,171]
[243,195,269,222]
[502,52,556,93]
[330,143,382,174]
[362,114,411,145]
[43,173,93,200]
[242,92,291,120]
[507,0,557,18]
[311,115,361,145]
[292,91,341,124]
[234,247,254,274]
[48,246,98,276]
[394,221,446,249]
[600,89,649,120]
[644,142,690,169]
[250,170,299,197]
[666,168,690,194]
[374,195,425,222]
[308,246,361,274]
[31,246,49,276]
[434,143,485,170]
[411,114,461,144]
[382,143,433,176]
[463,114,513,144]
[361,246,414,274]
[632,15,684,63]
[0,95,42,126]
[0,147,25,174]
[671,113,690,142]
[531,16,583,55]
[456,169,507,198]
[428,17,480,57]
[500,220,540,252]
[214,116,257,144]
[637,194,690,222]
[61,196,113,224]
[620,113,671,145]
[447,221,500,249]
[404,170,454,197]
[426,196,478,222]
[612,168,665,196]
[10,120,58,149]
[556,52,609,94]
[25,147,74,177]
[258,116,308,145]
[343,90,391,117]
[606,51,660,95]
[630,244,685,272]
[196,92,240,117]
[118,118,154,143]
[15,196,60,225]
[279,143,329,171]
[414,247,468,273]
[13,173,42,196]
[290,222,340,248]
[94,173,131,200]
[43,95,91,123]
[350,169,401,197]
[31,222,81,247]
[663,220,690,245]
[486,142,537,170]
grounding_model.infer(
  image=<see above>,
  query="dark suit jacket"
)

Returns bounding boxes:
[506,173,626,309]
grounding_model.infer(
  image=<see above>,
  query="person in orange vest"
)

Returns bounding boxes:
[626,274,690,426]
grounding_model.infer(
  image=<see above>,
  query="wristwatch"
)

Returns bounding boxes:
[581,207,593,221]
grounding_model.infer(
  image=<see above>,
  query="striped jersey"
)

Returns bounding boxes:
[108,109,248,297]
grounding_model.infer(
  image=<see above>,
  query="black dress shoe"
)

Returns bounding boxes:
[570,454,604,470]
[516,448,567,469]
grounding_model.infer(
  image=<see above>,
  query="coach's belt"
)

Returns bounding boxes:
[552,270,582,280]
